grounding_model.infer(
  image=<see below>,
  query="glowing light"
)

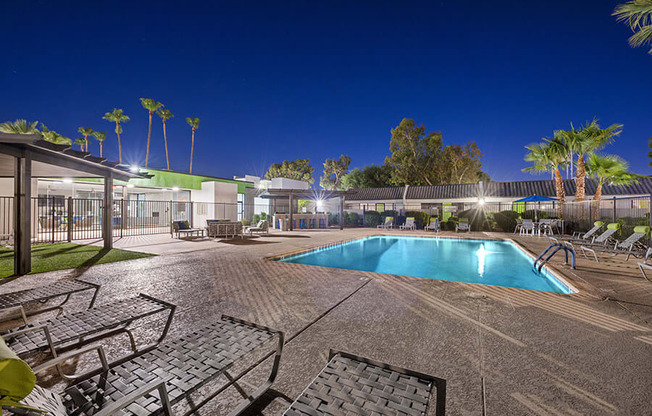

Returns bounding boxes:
[478,198,485,205]
[257,182,266,190]
[129,165,139,173]
[476,244,486,277]
[127,184,134,188]
[172,186,180,192]
[63,178,73,184]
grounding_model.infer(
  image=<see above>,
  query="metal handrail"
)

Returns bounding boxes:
[533,243,576,272]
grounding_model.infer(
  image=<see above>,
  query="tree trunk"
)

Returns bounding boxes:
[554,166,565,202]
[593,183,602,201]
[100,142,103,157]
[189,127,195,173]
[146,111,153,167]
[575,153,586,201]
[163,120,170,170]
[84,135,89,153]
[116,122,122,164]
[592,183,603,220]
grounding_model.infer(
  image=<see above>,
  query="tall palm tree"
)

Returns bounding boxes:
[74,137,86,151]
[0,119,40,134]
[157,109,174,170]
[186,117,200,173]
[586,154,638,202]
[40,124,72,145]
[523,135,568,203]
[93,131,107,157]
[78,127,94,154]
[614,0,652,54]
[102,109,129,164]
[140,98,164,167]
[559,120,622,201]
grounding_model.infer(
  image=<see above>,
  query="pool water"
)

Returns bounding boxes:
[278,236,572,293]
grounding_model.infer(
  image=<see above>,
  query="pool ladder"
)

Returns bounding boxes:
[533,243,576,273]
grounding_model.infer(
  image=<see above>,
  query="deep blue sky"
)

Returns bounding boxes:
[2,0,650,184]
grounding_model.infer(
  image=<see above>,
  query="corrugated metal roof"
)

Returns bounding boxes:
[348,177,652,201]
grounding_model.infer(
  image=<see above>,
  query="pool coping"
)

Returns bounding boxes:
[265,233,580,295]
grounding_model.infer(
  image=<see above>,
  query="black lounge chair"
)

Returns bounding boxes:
[7,316,284,416]
[0,279,101,321]
[2,294,175,378]
[283,350,446,416]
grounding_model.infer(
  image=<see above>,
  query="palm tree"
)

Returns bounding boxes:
[78,127,94,154]
[102,109,129,164]
[74,137,86,151]
[586,154,638,202]
[40,124,72,145]
[523,135,568,203]
[157,109,174,170]
[559,120,622,201]
[0,119,40,134]
[186,117,200,173]
[614,1,652,54]
[140,98,164,167]
[93,131,107,157]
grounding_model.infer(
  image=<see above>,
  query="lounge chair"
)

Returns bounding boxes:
[566,222,621,250]
[206,219,243,239]
[399,217,416,230]
[3,316,284,416]
[580,226,650,262]
[456,218,470,232]
[283,350,446,416]
[425,217,439,232]
[555,221,604,243]
[377,216,394,229]
[0,279,100,320]
[171,220,204,238]
[245,220,269,236]
[2,294,175,377]
[638,250,652,281]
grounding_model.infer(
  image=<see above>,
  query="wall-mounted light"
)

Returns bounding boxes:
[129,165,139,173]
[63,178,73,184]
[478,198,485,205]
[172,186,180,192]
[127,184,134,188]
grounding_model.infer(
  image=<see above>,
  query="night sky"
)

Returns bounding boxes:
[2,1,650,184]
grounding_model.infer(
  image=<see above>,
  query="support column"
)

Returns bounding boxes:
[14,152,32,276]
[339,196,344,231]
[289,193,293,231]
[103,174,113,249]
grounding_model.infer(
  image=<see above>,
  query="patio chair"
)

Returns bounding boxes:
[171,220,204,239]
[3,316,284,416]
[569,223,621,251]
[580,226,650,262]
[0,279,100,321]
[283,350,446,416]
[244,220,269,236]
[519,219,535,236]
[456,218,471,232]
[514,218,523,234]
[425,217,439,232]
[538,219,559,236]
[2,294,175,378]
[556,221,604,243]
[399,217,416,230]
[638,249,652,281]
[377,216,394,229]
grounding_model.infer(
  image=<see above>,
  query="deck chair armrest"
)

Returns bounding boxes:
[0,305,28,326]
[4,324,57,358]
[32,344,109,378]
[93,380,172,416]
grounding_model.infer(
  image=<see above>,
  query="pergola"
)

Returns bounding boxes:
[0,133,148,276]
[258,188,356,230]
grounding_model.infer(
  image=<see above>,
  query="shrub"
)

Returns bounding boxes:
[493,210,519,232]
[364,210,382,227]
[252,214,261,224]
[347,212,360,226]
[521,210,548,220]
[241,219,251,226]
[440,220,456,231]
[405,211,430,229]
[260,212,268,221]
[383,210,398,218]
[328,212,339,225]
[458,209,492,231]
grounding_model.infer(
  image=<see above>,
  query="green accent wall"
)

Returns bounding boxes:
[442,202,452,221]
[72,169,254,193]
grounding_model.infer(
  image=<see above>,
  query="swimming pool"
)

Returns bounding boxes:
[277,236,574,293]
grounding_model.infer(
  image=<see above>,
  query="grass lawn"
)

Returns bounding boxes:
[0,243,154,278]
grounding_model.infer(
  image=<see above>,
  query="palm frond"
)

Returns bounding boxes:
[92,131,107,142]
[186,117,200,128]
[140,98,164,112]
[613,0,652,29]
[0,119,40,134]
[157,109,174,120]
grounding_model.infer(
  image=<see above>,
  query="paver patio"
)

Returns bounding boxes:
[1,229,651,415]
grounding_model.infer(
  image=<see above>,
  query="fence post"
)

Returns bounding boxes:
[190,201,194,228]
[649,194,652,228]
[362,205,366,226]
[169,200,173,236]
[67,197,73,242]
[613,197,616,223]
[51,196,55,244]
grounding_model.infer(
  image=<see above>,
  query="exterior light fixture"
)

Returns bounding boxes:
[172,186,180,192]
[127,184,134,188]
[63,178,73,184]
[258,182,265,190]
[478,198,485,205]
[129,165,139,173]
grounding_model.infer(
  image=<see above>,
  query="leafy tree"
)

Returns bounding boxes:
[140,98,164,167]
[186,117,200,173]
[78,127,94,154]
[341,164,393,189]
[384,118,443,186]
[40,124,72,145]
[559,120,622,201]
[436,141,484,184]
[93,131,107,157]
[614,1,652,54]
[265,159,314,183]
[0,119,40,134]
[586,154,639,202]
[477,171,491,182]
[74,137,86,151]
[320,155,351,190]
[157,109,174,170]
[102,109,129,164]
[523,135,568,202]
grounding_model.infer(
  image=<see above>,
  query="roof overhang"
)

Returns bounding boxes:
[258,188,356,200]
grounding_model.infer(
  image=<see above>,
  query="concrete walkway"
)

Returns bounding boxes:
[2,229,651,415]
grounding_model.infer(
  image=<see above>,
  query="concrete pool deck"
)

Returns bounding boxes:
[2,228,651,415]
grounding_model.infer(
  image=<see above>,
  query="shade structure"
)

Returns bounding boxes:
[513,194,558,203]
